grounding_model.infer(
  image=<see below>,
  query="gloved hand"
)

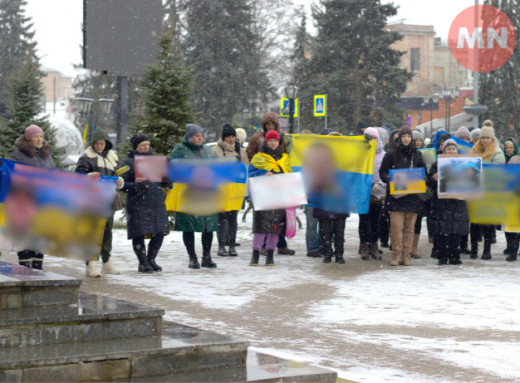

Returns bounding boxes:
[161,176,173,188]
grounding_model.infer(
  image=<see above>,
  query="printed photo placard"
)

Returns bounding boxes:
[389,168,426,195]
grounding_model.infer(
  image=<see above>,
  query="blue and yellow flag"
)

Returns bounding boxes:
[287,134,376,214]
[165,158,247,215]
[467,163,520,226]
[433,130,473,154]
[0,159,116,260]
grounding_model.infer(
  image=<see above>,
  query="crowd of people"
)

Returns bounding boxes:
[6,114,519,275]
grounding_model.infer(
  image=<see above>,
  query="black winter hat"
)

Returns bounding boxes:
[131,133,150,150]
[221,123,236,140]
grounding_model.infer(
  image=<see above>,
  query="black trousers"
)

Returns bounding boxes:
[217,210,238,247]
[414,215,423,235]
[359,204,382,244]
[471,224,494,245]
[435,234,461,262]
[319,218,346,257]
[183,232,213,256]
[506,232,520,256]
[379,202,390,245]
[132,233,165,257]
[100,215,114,263]
[17,250,43,262]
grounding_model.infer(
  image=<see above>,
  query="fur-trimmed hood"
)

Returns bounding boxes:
[14,135,52,158]
[84,146,119,171]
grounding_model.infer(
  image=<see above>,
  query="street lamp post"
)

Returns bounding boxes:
[75,95,114,141]
[442,87,460,131]
[285,84,298,134]
[429,94,439,135]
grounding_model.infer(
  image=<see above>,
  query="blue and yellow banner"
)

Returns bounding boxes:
[467,163,520,226]
[432,130,473,154]
[287,134,376,214]
[0,159,116,260]
[165,158,247,215]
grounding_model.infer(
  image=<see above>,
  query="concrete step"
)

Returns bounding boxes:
[0,292,164,347]
[123,350,338,383]
[0,322,249,382]
[0,261,80,310]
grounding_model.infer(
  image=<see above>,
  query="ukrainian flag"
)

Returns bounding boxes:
[287,134,376,214]
[165,158,247,214]
[432,130,473,154]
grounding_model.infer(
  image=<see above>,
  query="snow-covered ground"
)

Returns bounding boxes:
[10,208,520,383]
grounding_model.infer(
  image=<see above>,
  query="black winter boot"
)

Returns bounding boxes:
[217,246,229,257]
[32,260,43,270]
[470,242,478,259]
[19,260,31,268]
[135,249,154,273]
[228,245,238,257]
[481,240,492,260]
[506,253,517,262]
[249,250,260,266]
[147,246,162,272]
[323,252,332,264]
[201,254,217,268]
[188,254,200,269]
[335,253,345,264]
[265,250,275,266]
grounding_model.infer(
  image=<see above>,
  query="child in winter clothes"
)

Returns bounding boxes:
[248,130,291,266]
[427,139,469,265]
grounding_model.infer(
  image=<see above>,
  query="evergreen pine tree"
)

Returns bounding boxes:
[183,0,271,136]
[0,0,35,117]
[479,0,520,138]
[301,0,411,133]
[129,25,194,155]
[0,44,65,166]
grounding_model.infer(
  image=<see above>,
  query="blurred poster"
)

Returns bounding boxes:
[134,155,167,182]
[389,168,426,195]
[438,155,482,199]
[165,158,247,215]
[0,159,116,261]
[468,163,520,226]
[249,172,307,211]
[287,134,376,214]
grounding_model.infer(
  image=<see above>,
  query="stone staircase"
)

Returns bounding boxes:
[0,261,337,382]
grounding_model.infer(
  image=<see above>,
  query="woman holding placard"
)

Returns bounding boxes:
[379,126,426,267]
[120,133,172,273]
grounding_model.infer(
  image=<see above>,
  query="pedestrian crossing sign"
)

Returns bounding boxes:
[280,98,299,118]
[314,95,326,117]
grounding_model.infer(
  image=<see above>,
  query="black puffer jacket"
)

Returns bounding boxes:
[427,161,469,235]
[379,144,427,214]
[120,149,169,240]
[10,136,55,168]
[251,145,287,235]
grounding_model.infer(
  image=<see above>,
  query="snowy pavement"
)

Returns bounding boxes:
[4,209,520,382]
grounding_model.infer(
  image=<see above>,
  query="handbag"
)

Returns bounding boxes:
[370,183,386,204]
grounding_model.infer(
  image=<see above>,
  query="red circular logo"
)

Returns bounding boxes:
[449,5,516,73]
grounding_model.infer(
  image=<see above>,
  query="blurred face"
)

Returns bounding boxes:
[190,132,204,146]
[224,135,236,145]
[93,139,106,154]
[136,141,150,153]
[415,138,423,148]
[445,145,458,155]
[29,133,44,149]
[265,121,276,131]
[505,141,515,156]
[266,138,279,150]
[392,132,399,144]
[480,136,492,147]
[401,134,412,146]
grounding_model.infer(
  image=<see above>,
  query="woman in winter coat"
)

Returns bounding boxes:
[427,139,469,265]
[120,133,171,273]
[246,112,295,256]
[359,127,385,260]
[9,125,55,270]
[170,124,218,269]
[379,126,427,266]
[75,128,124,277]
[212,123,249,257]
[469,125,505,260]
[248,130,291,266]
[502,139,519,256]
[504,154,520,261]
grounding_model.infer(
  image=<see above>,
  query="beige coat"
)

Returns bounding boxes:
[212,139,249,166]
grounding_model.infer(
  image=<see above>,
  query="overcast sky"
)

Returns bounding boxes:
[24,0,476,77]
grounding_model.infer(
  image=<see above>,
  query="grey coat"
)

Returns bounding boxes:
[9,136,55,168]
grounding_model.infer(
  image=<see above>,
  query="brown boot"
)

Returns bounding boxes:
[371,243,381,260]
[402,253,412,266]
[360,243,371,260]
[390,252,402,266]
[411,234,421,258]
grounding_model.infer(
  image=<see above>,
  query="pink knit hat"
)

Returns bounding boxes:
[24,125,44,141]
